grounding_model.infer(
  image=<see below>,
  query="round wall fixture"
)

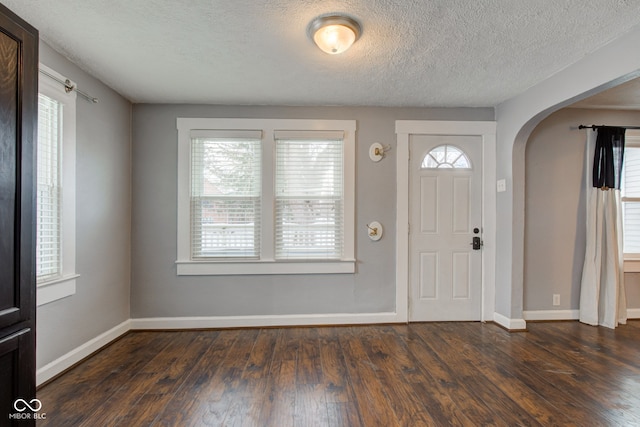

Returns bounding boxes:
[369,143,384,162]
[367,221,383,241]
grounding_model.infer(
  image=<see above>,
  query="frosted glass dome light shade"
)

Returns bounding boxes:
[308,15,361,55]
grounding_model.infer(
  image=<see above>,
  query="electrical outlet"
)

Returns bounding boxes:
[497,179,506,193]
[553,294,560,306]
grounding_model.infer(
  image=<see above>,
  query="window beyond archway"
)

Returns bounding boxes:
[421,145,471,169]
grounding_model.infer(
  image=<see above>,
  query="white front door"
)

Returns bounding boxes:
[409,135,483,321]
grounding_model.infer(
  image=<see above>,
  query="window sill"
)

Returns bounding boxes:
[624,258,640,273]
[37,274,79,306]
[176,260,356,276]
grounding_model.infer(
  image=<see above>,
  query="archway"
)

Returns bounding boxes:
[492,25,640,329]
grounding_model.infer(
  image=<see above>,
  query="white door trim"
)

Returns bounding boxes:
[395,121,497,322]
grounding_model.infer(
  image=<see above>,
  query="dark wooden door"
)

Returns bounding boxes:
[0,3,38,425]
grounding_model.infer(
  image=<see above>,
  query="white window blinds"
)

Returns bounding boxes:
[37,93,62,281]
[275,132,344,259]
[190,133,262,258]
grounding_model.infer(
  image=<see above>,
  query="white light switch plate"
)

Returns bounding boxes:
[497,179,506,192]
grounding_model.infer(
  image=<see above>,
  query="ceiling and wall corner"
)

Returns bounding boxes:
[3,0,640,107]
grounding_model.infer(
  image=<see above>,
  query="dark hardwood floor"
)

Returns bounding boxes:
[36,321,640,426]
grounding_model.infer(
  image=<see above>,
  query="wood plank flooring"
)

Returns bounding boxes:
[36,321,640,426]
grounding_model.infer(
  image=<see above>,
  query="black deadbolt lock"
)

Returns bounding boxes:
[472,236,483,250]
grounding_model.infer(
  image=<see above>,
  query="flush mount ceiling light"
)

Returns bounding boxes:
[308,14,361,55]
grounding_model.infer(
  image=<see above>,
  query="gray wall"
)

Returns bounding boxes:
[131,105,493,318]
[37,42,132,368]
[524,107,640,311]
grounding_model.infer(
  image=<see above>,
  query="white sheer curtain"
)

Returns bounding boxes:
[579,128,627,329]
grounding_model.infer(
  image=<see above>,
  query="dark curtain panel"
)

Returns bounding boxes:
[593,126,626,189]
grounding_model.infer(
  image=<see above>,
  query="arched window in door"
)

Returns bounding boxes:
[421,145,471,169]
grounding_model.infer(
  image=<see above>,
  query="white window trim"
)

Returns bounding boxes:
[176,118,356,275]
[37,64,78,305]
[623,130,640,272]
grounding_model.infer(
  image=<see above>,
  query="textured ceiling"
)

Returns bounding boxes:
[4,0,640,107]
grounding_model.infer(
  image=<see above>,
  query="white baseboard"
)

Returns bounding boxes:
[130,312,403,330]
[627,308,640,319]
[493,312,527,331]
[36,319,131,386]
[523,310,580,321]
[523,308,640,321]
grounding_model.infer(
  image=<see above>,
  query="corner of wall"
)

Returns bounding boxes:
[493,312,527,331]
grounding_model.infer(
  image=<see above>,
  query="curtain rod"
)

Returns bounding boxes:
[39,68,99,104]
[578,124,640,130]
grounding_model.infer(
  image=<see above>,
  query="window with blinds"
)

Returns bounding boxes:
[622,135,640,253]
[190,133,261,258]
[36,64,78,305]
[37,93,62,282]
[176,118,356,275]
[275,132,344,259]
